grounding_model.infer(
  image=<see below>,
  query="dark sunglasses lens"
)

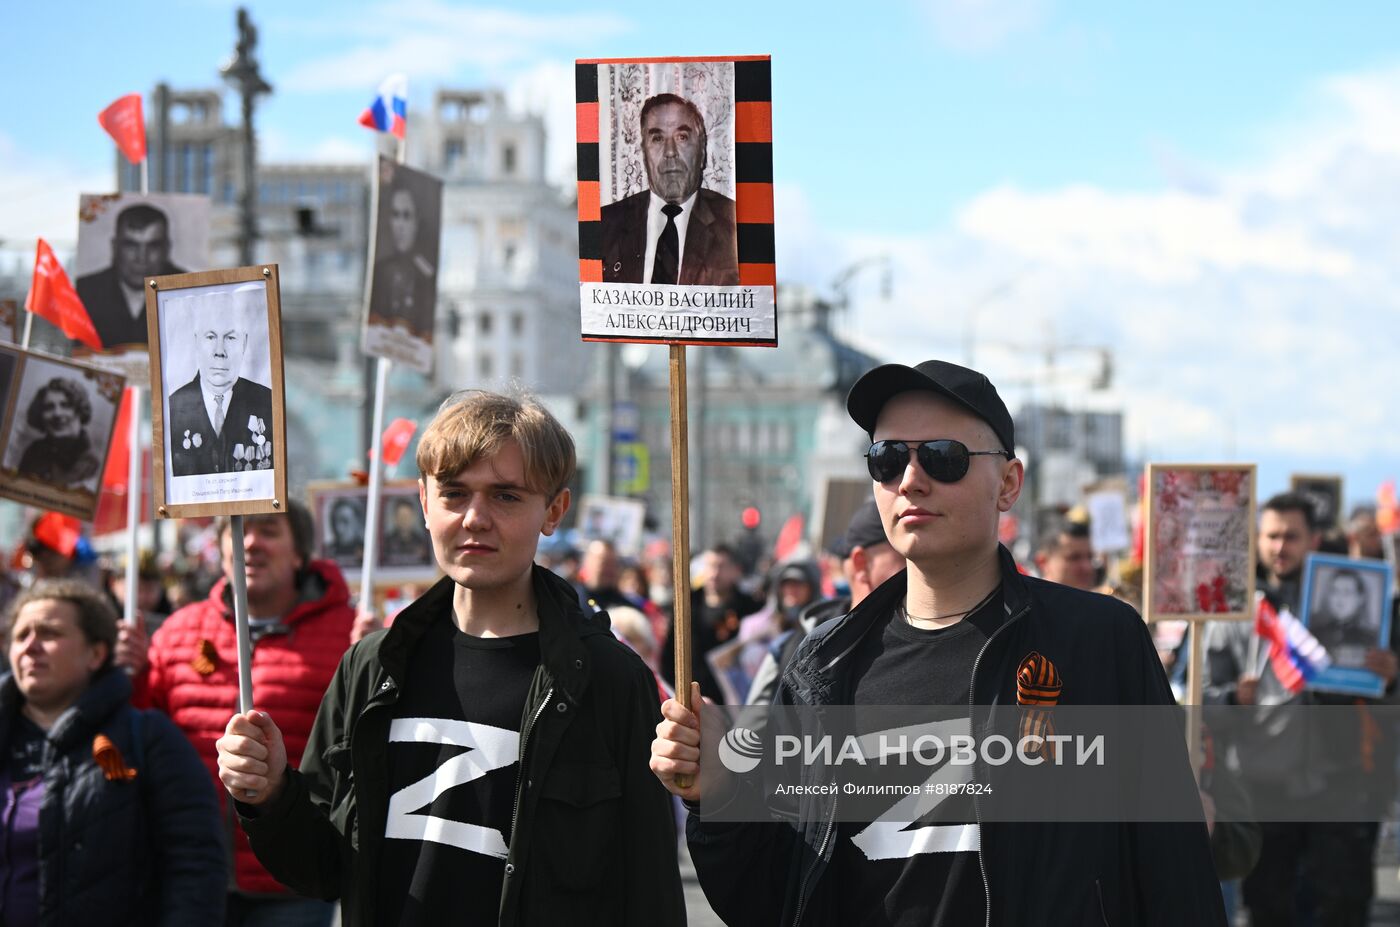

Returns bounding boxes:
[915,440,970,482]
[866,441,907,482]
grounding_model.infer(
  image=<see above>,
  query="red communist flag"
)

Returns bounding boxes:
[379,418,418,466]
[1379,480,1399,536]
[98,94,147,164]
[26,240,102,350]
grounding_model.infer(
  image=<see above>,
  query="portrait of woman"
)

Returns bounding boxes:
[324,497,365,562]
[16,378,101,490]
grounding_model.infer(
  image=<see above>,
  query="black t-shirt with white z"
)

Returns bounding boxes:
[835,591,1004,927]
[376,613,540,926]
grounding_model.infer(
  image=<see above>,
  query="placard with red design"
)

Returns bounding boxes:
[1144,463,1257,622]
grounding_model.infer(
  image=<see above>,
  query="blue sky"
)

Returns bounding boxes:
[6,0,1400,511]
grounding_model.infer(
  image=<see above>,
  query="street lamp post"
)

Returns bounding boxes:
[220,7,272,266]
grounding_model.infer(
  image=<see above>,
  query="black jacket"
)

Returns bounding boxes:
[0,667,225,927]
[687,545,1225,927]
[239,565,685,926]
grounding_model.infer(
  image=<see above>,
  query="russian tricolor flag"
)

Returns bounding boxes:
[359,75,408,139]
[1255,596,1331,694]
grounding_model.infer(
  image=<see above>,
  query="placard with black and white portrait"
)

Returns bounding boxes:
[75,193,210,380]
[1300,553,1394,697]
[149,267,287,517]
[0,349,123,520]
[379,489,433,569]
[362,156,443,375]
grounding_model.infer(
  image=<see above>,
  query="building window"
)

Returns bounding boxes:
[502,244,516,270]
[501,143,517,175]
[202,144,214,194]
[510,312,524,336]
[479,353,493,378]
[181,143,195,193]
[479,313,493,335]
[445,139,464,170]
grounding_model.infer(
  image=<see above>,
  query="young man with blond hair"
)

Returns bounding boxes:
[216,390,684,926]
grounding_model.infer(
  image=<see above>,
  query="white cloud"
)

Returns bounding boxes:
[921,0,1047,53]
[279,1,631,93]
[0,134,109,252]
[830,62,1400,480]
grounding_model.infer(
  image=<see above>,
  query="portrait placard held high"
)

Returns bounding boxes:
[74,193,210,380]
[362,157,443,375]
[149,266,287,518]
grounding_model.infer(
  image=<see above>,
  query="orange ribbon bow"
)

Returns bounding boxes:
[1016,652,1062,760]
[92,734,137,782]
[191,639,218,675]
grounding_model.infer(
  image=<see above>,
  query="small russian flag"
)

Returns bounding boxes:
[1255,596,1331,694]
[359,75,408,139]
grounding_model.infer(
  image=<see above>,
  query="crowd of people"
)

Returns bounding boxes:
[0,362,1391,924]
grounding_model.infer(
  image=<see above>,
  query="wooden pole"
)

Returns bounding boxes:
[669,344,695,788]
[1186,620,1204,778]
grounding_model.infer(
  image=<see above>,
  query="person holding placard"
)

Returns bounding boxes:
[119,502,352,927]
[652,359,1225,925]
[1204,494,1399,925]
[216,390,684,926]
[601,93,739,287]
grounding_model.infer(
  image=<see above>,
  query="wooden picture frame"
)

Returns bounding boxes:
[146,265,288,519]
[1143,463,1258,622]
[1289,473,1344,531]
[306,479,439,585]
[0,346,124,520]
[1299,552,1394,697]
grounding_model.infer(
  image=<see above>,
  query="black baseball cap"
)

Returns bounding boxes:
[828,500,890,559]
[846,359,1015,455]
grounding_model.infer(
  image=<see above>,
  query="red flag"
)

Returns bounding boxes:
[1379,480,1399,536]
[33,512,82,558]
[26,240,102,350]
[102,389,133,492]
[772,514,805,563]
[98,94,146,164]
[374,418,418,467]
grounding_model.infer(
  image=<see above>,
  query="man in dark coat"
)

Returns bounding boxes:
[77,203,185,351]
[167,289,272,476]
[601,93,739,286]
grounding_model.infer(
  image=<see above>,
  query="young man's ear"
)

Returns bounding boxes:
[418,477,429,522]
[542,488,571,536]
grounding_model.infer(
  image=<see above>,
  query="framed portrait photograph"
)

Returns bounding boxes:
[1143,463,1258,622]
[1299,553,1394,697]
[576,55,777,346]
[0,348,124,520]
[147,265,287,518]
[1289,473,1344,531]
[74,192,211,381]
[362,156,443,375]
[577,494,647,559]
[308,480,438,584]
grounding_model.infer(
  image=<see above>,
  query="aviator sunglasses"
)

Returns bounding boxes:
[865,439,1011,484]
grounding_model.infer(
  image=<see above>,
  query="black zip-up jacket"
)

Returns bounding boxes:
[0,668,226,926]
[239,565,686,926]
[687,545,1226,927]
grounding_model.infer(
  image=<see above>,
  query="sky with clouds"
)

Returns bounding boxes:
[4,0,1400,509]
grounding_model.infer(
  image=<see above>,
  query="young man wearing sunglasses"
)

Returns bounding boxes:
[652,359,1225,925]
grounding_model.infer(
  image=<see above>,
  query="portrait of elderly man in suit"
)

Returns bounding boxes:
[166,289,273,477]
[76,203,185,351]
[601,93,740,286]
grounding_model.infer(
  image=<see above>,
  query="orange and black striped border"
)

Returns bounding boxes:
[576,55,776,347]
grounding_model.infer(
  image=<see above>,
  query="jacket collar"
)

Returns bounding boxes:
[378,564,600,706]
[786,543,1029,703]
[210,559,350,626]
[0,666,132,753]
